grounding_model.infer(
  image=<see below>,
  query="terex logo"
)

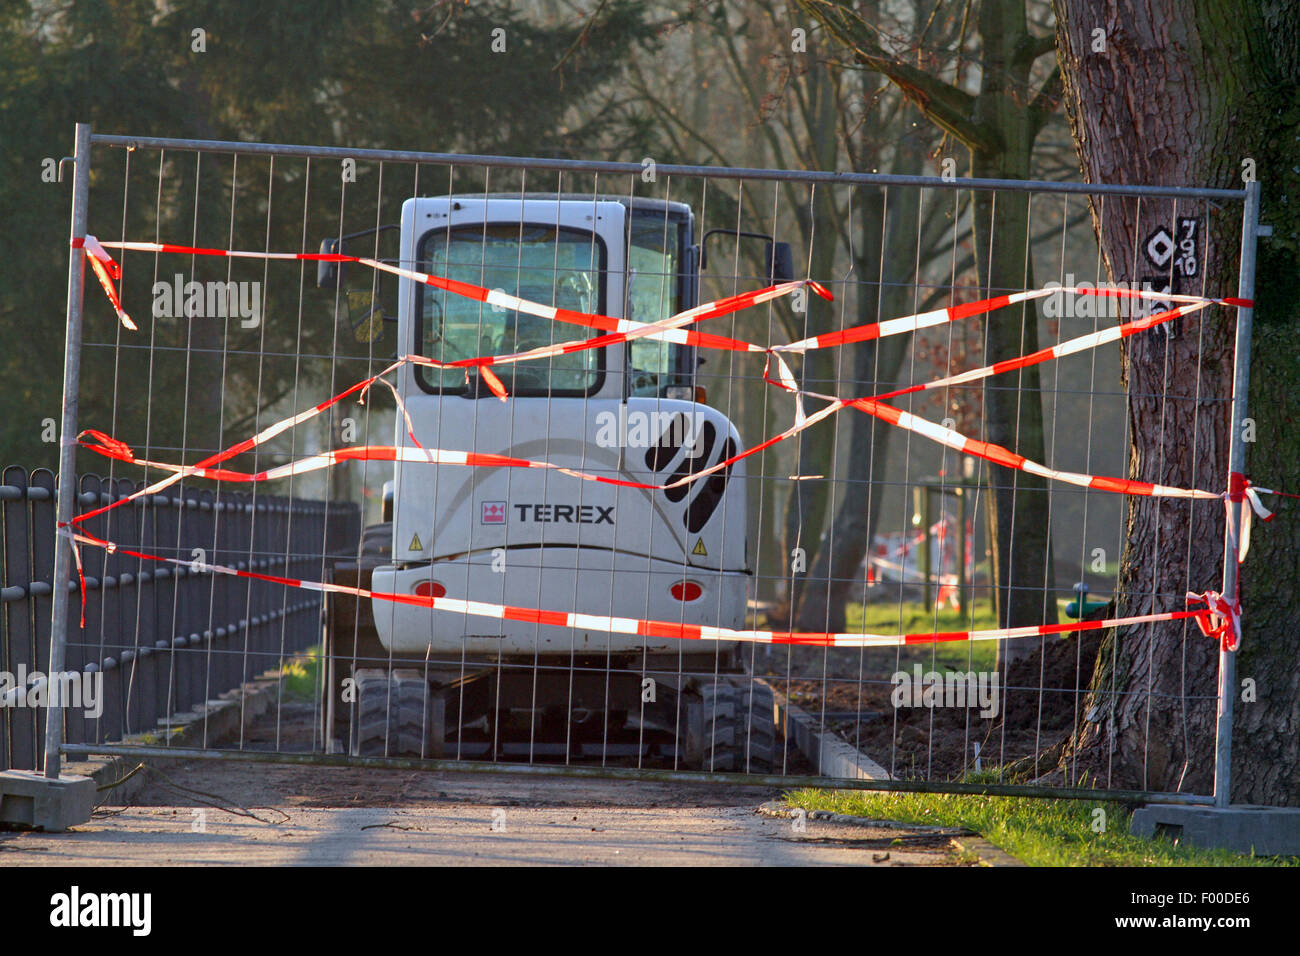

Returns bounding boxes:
[481,501,507,524]
[513,503,614,524]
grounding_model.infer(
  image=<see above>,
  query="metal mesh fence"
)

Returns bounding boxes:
[16,126,1258,804]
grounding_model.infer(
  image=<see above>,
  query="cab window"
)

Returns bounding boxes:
[416,224,606,396]
[627,214,688,397]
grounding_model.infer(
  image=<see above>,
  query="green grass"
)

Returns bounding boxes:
[785,781,1299,866]
[845,599,999,671]
[280,645,322,701]
[839,598,1104,673]
[847,597,998,635]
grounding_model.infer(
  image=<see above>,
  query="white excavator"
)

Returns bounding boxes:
[319,194,792,770]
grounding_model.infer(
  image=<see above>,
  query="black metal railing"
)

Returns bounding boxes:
[1,465,359,771]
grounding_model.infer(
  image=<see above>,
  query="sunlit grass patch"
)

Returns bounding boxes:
[786,780,1298,867]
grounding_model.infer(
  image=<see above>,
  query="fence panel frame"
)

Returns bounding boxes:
[34,122,1257,806]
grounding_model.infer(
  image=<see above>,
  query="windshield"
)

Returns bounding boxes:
[416,224,606,396]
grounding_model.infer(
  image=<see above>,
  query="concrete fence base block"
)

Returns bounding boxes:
[1130,804,1300,856]
[0,770,98,832]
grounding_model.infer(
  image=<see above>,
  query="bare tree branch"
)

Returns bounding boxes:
[1018,30,1057,64]
[1028,64,1063,135]
[794,0,1003,154]
[553,0,610,73]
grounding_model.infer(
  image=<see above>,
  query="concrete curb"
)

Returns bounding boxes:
[757,801,1025,866]
[951,834,1026,866]
[757,801,967,834]
[62,671,290,808]
[771,690,891,781]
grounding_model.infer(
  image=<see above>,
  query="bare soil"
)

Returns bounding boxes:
[759,631,1103,780]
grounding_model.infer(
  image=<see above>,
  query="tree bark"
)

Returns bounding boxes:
[1052,0,1300,802]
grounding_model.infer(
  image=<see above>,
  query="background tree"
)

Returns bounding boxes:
[795,0,1064,658]
[1052,0,1300,803]
[622,0,980,630]
[0,0,655,476]
[624,2,858,616]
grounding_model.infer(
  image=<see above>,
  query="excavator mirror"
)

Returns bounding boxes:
[766,241,794,283]
[317,237,343,288]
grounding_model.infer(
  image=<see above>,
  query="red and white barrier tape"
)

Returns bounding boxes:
[763,370,1225,503]
[1185,589,1242,652]
[77,433,671,489]
[76,388,848,496]
[770,284,1250,354]
[70,289,1259,517]
[1225,471,1283,567]
[70,370,386,526]
[870,300,1213,402]
[77,234,1247,366]
[79,235,827,357]
[61,525,1231,650]
[68,232,1281,649]
[72,236,136,331]
[73,233,1252,505]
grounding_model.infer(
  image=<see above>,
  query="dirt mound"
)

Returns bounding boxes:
[1000,626,1104,733]
[780,612,1108,780]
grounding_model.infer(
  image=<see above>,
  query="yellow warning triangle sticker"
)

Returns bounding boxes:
[691,538,707,557]
[409,532,424,552]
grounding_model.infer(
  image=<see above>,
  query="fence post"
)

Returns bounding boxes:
[43,122,91,779]
[1213,179,1261,808]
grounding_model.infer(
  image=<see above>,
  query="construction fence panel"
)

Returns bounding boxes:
[28,126,1260,805]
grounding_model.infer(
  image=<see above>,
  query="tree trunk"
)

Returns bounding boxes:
[794,120,935,631]
[969,0,1059,661]
[795,184,898,631]
[780,45,845,618]
[792,1,1062,644]
[1053,0,1300,802]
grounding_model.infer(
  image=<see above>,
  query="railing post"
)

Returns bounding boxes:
[44,122,91,779]
[1214,179,1261,808]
